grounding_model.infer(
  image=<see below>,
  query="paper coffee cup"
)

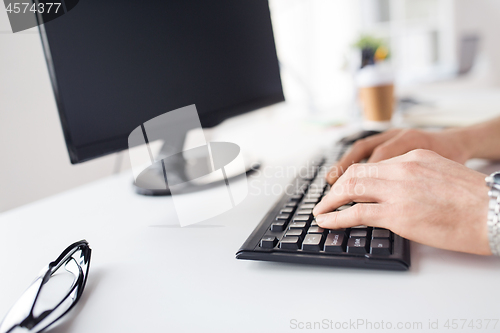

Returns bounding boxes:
[356,64,394,130]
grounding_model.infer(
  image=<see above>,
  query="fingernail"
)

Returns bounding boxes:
[315,214,326,226]
[312,202,322,216]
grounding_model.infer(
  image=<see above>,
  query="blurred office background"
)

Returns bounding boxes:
[1,0,500,212]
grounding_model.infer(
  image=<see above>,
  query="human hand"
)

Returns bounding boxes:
[313,149,491,255]
[326,128,472,184]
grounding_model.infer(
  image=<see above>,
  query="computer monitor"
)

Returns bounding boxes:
[37,0,284,166]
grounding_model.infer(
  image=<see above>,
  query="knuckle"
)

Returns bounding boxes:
[345,163,362,176]
[372,145,388,158]
[351,204,381,226]
[331,211,340,227]
[409,148,435,159]
[351,140,369,155]
[349,204,364,222]
[399,160,420,173]
[401,128,423,140]
[401,128,416,136]
[352,139,367,150]
[345,176,359,189]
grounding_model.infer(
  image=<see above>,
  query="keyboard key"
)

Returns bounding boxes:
[290,194,303,201]
[299,184,309,193]
[280,236,302,250]
[280,207,295,214]
[347,238,368,254]
[289,222,307,229]
[299,204,316,210]
[329,228,346,234]
[270,221,286,231]
[285,229,305,238]
[324,233,346,253]
[310,180,326,188]
[370,239,392,255]
[276,214,290,221]
[260,236,278,248]
[308,187,324,195]
[372,229,391,239]
[302,173,316,181]
[285,201,298,208]
[302,234,324,251]
[307,226,325,234]
[293,215,311,222]
[310,220,318,226]
[349,229,368,238]
[306,193,322,199]
[303,198,319,204]
[296,209,313,215]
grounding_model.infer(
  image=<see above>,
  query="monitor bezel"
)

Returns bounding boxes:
[36,3,284,164]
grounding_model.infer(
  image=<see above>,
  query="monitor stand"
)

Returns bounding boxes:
[133,133,259,196]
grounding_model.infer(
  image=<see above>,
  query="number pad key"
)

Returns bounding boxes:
[347,238,368,254]
[260,236,278,248]
[303,198,320,204]
[372,229,391,239]
[370,239,392,255]
[307,226,325,234]
[324,233,346,253]
[299,204,316,210]
[280,236,302,250]
[280,207,295,214]
[276,214,290,221]
[302,234,324,251]
[349,229,369,238]
[270,221,286,232]
[284,229,305,239]
[289,222,307,229]
[293,215,311,222]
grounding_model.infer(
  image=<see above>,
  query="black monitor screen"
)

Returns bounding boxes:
[39,0,284,163]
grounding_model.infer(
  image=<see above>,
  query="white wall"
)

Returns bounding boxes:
[270,0,361,113]
[0,10,123,212]
[453,0,500,85]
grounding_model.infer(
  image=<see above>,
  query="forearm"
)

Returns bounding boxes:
[450,116,500,161]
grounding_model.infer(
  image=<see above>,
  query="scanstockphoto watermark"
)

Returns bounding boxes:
[248,163,379,197]
[289,318,499,330]
[290,319,422,330]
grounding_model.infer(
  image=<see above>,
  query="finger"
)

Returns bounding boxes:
[367,130,427,163]
[313,177,393,216]
[315,203,386,229]
[326,130,400,184]
[331,161,406,183]
[377,148,440,165]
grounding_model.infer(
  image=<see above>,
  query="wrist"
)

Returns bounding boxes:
[447,126,481,161]
[486,172,500,256]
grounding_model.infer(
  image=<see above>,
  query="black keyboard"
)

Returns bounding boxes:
[236,140,411,271]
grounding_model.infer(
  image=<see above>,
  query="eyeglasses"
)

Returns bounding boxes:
[0,240,91,333]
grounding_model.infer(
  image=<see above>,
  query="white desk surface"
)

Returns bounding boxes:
[1,126,500,333]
